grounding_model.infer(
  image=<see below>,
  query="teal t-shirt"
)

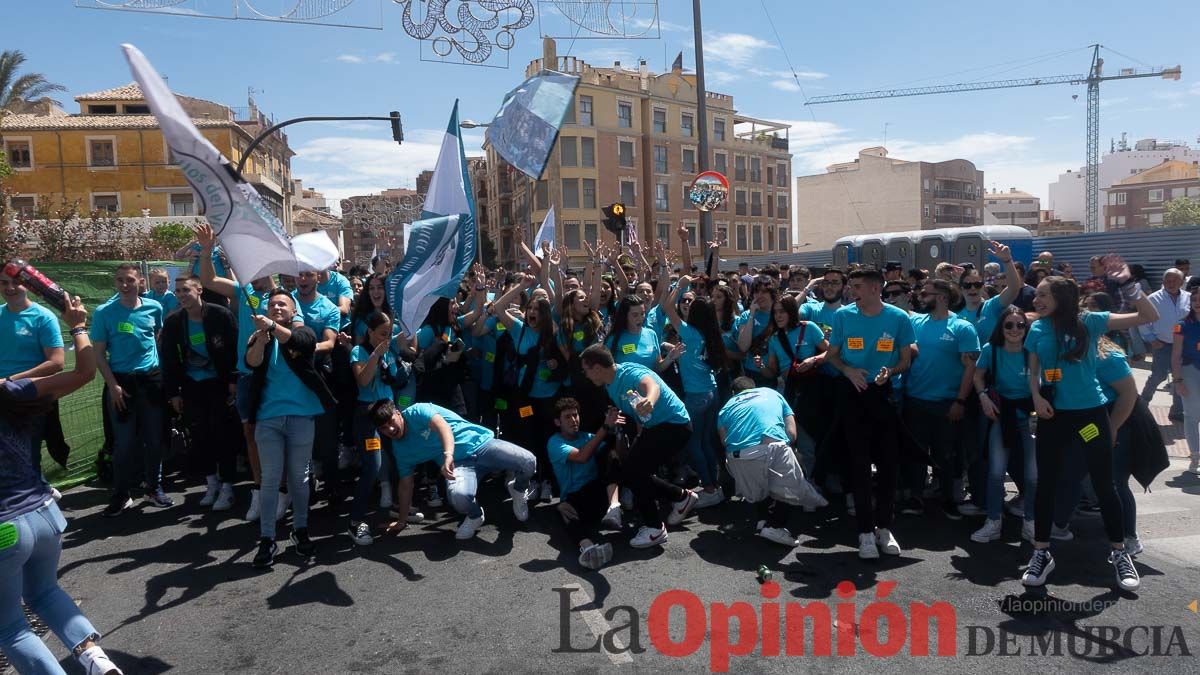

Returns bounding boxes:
[828,303,915,378]
[674,322,717,394]
[766,322,824,374]
[90,298,163,374]
[717,387,795,452]
[733,308,772,373]
[1097,350,1133,404]
[0,302,63,379]
[906,313,980,401]
[143,289,179,316]
[609,327,660,369]
[509,316,562,399]
[471,317,499,392]
[237,284,272,375]
[976,343,1030,401]
[318,271,353,306]
[189,244,227,278]
[351,344,398,403]
[1025,311,1110,411]
[184,318,216,381]
[961,295,1005,344]
[257,340,325,420]
[606,363,690,427]
[547,431,599,498]
[297,294,340,339]
[390,403,493,477]
[645,305,667,344]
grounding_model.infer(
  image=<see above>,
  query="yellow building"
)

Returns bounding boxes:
[1,83,294,224]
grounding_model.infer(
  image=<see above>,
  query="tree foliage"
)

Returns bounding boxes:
[1165,197,1200,228]
[0,50,67,113]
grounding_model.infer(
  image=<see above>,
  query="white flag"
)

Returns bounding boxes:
[122,44,338,283]
[533,206,555,258]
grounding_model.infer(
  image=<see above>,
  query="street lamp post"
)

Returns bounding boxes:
[692,0,713,245]
[235,111,403,175]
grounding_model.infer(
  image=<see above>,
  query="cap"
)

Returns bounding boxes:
[884,261,903,271]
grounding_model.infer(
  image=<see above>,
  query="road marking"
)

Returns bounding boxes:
[561,582,634,666]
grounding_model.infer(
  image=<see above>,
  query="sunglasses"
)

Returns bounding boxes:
[884,289,907,298]
[961,281,984,290]
[679,298,694,304]
[1003,321,1027,330]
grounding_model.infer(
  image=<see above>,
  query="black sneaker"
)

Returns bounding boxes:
[144,487,174,508]
[899,497,925,516]
[101,493,133,517]
[941,501,962,521]
[252,538,278,568]
[1022,548,1055,586]
[290,528,315,557]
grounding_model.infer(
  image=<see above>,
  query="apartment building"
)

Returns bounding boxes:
[983,188,1040,230]
[1102,160,1200,230]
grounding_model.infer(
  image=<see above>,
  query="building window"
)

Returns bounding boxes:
[9,195,35,218]
[923,205,930,218]
[686,224,698,247]
[681,113,693,137]
[736,223,747,250]
[767,227,775,251]
[657,222,670,241]
[717,224,728,244]
[735,189,747,216]
[655,183,669,212]
[751,191,762,217]
[617,102,633,128]
[87,104,117,115]
[1149,213,1164,225]
[682,148,695,174]
[582,178,596,209]
[776,162,788,187]
[620,180,637,206]
[560,137,577,166]
[653,145,668,174]
[778,227,788,251]
[562,178,580,209]
[923,178,930,192]
[170,192,194,216]
[767,192,775,218]
[1116,192,1127,205]
[87,138,116,168]
[4,139,32,169]
[750,157,761,183]
[584,222,598,243]
[752,225,763,250]
[579,95,593,126]
[682,182,690,203]
[535,180,549,210]
[653,108,667,134]
[618,140,635,168]
[91,193,120,214]
[1171,187,1186,200]
[713,118,726,142]
[1149,189,1163,203]
[714,152,727,176]
[767,165,774,185]
[580,137,595,167]
[564,221,582,249]
[735,155,746,182]
[562,97,576,125]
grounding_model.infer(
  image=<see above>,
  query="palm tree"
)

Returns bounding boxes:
[0,50,67,115]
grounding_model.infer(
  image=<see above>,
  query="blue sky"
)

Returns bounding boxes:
[8,1,1199,211]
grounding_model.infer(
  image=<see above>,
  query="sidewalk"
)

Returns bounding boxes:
[1130,358,1192,458]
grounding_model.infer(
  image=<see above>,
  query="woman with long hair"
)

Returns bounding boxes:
[606,294,661,369]
[759,294,828,476]
[737,277,779,388]
[412,296,469,415]
[347,310,401,547]
[1171,288,1200,475]
[660,276,729,509]
[1022,265,1156,591]
[350,273,392,343]
[958,242,1022,340]
[1,296,125,674]
[972,306,1036,544]
[560,288,606,431]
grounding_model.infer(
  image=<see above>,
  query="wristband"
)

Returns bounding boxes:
[70,327,88,336]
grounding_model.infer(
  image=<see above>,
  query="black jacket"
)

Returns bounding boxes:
[159,302,238,397]
[243,325,337,424]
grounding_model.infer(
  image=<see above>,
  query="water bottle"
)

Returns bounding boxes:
[624,389,651,423]
[3,259,68,312]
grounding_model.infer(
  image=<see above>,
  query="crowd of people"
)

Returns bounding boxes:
[4,223,1198,674]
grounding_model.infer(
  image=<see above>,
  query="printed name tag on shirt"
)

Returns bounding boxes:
[494,398,508,410]
[0,522,16,550]
[189,333,205,345]
[847,337,865,351]
[573,330,585,342]
[1174,324,1182,335]
[248,295,260,309]
[117,322,135,334]
[484,352,495,363]
[364,438,382,452]
[622,343,637,355]
[497,323,507,332]
[1078,423,1100,443]
[519,405,535,418]
[396,395,413,408]
[876,338,894,352]
[538,368,551,380]
[1044,368,1063,382]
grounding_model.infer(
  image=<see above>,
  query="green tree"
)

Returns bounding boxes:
[1165,197,1200,228]
[150,221,195,256]
[0,50,67,114]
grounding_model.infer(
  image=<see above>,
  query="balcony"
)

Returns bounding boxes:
[934,189,974,200]
[934,215,976,225]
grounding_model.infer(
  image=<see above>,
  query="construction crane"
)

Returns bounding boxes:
[805,45,1182,233]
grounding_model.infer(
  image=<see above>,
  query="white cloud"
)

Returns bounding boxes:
[748,67,827,81]
[336,54,363,64]
[1099,96,1129,108]
[702,31,776,67]
[375,52,399,64]
[707,70,737,86]
[1044,115,1071,121]
[770,79,802,93]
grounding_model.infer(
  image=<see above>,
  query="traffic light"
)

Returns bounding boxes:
[390,111,404,145]
[602,202,626,234]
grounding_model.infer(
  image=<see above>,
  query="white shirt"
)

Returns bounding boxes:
[1139,287,1188,343]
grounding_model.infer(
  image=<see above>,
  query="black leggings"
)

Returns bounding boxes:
[180,377,239,482]
[1034,406,1123,544]
[623,422,691,527]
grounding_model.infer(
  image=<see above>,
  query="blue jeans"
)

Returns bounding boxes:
[446,439,536,519]
[1142,342,1181,414]
[255,416,315,539]
[0,501,99,674]
[108,378,165,494]
[350,404,391,523]
[985,411,1037,521]
[683,391,719,487]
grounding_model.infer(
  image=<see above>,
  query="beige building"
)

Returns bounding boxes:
[983,188,1040,230]
[483,38,793,267]
[794,147,984,249]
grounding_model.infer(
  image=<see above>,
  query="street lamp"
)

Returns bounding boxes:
[235,111,403,174]
[459,119,490,129]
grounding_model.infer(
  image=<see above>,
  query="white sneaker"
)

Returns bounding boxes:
[579,542,614,570]
[1021,519,1035,543]
[630,524,668,548]
[540,482,554,502]
[666,490,699,526]
[455,509,485,540]
[694,488,724,509]
[245,488,261,522]
[525,480,541,503]
[757,526,799,547]
[379,481,393,510]
[349,521,373,546]
[1004,495,1025,519]
[600,505,622,530]
[1124,535,1144,557]
[619,487,634,510]
[507,479,530,522]
[858,532,880,560]
[1050,523,1073,541]
[970,519,1002,543]
[275,491,291,522]
[50,487,62,502]
[199,475,220,506]
[78,645,123,675]
[1189,457,1200,475]
[1021,549,1055,586]
[875,528,901,555]
[212,483,235,511]
[1109,549,1140,591]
